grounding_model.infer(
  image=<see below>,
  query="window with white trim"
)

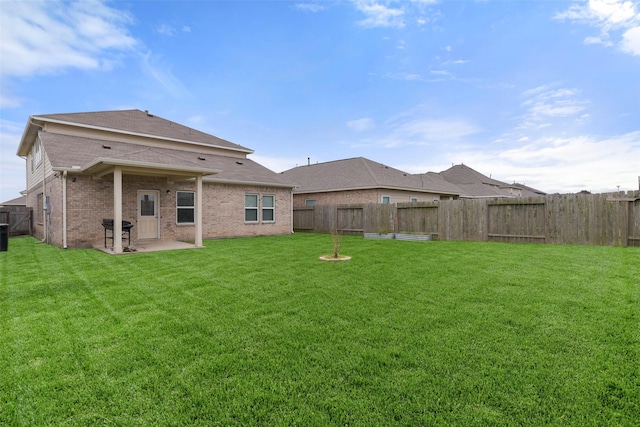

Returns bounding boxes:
[381,195,390,204]
[245,194,259,222]
[305,199,316,207]
[262,195,275,222]
[176,191,195,224]
[245,194,275,223]
[31,140,42,172]
[410,197,418,203]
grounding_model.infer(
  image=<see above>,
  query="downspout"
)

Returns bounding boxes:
[62,170,68,248]
[290,190,294,234]
[42,142,47,243]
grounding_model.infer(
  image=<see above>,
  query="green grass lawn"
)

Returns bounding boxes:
[1,234,638,426]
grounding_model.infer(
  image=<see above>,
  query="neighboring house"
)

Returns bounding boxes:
[16,109,295,253]
[439,164,546,198]
[280,157,463,207]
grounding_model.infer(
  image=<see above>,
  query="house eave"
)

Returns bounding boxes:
[77,158,222,178]
[16,117,43,157]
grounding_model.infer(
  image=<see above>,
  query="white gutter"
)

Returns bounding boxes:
[42,139,47,243]
[62,171,67,248]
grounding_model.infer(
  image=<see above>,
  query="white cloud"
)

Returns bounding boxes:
[621,25,640,54]
[588,0,637,24]
[555,0,640,56]
[347,118,376,132]
[584,35,614,45]
[444,131,640,193]
[377,112,481,148]
[294,2,326,13]
[503,132,640,192]
[140,51,189,98]
[0,1,191,103]
[354,1,405,28]
[157,23,191,36]
[157,24,177,36]
[0,0,136,77]
[519,86,590,128]
[555,0,637,24]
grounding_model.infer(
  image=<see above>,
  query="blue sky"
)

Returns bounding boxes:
[1,0,639,202]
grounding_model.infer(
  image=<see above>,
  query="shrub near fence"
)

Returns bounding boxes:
[293,192,640,247]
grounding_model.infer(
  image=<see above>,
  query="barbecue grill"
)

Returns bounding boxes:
[102,219,134,248]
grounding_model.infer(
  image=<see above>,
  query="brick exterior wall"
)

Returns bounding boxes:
[31,173,292,249]
[293,189,442,207]
[26,174,64,244]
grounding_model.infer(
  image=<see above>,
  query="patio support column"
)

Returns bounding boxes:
[195,174,203,247]
[113,166,123,254]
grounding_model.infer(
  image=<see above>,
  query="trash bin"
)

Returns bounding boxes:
[0,223,8,252]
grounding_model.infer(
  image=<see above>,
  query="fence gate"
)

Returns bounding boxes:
[0,207,32,236]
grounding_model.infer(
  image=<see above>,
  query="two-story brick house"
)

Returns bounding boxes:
[16,110,295,253]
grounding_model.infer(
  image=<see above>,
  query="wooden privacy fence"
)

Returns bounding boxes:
[293,192,640,247]
[0,206,32,236]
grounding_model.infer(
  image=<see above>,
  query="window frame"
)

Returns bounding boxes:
[381,195,391,204]
[305,199,316,207]
[244,193,276,223]
[31,140,42,172]
[245,194,259,222]
[176,191,195,224]
[261,194,275,223]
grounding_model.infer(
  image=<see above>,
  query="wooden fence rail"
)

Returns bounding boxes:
[293,192,640,247]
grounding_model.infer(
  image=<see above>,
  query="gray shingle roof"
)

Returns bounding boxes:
[40,132,294,187]
[439,164,545,197]
[0,195,26,206]
[281,157,462,195]
[34,109,252,153]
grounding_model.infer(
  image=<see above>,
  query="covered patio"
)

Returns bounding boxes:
[76,148,222,254]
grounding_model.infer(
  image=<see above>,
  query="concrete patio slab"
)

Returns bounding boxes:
[95,240,199,255]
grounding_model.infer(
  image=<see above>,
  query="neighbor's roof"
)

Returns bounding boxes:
[18,109,252,157]
[0,195,26,206]
[439,164,546,197]
[40,132,294,188]
[281,157,462,195]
